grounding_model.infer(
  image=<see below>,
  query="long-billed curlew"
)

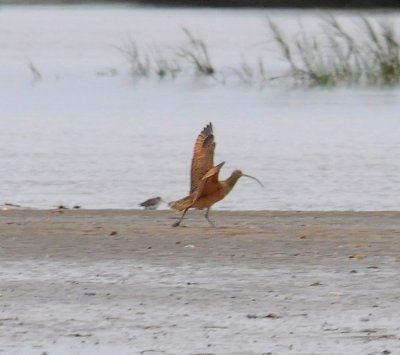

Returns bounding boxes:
[169,122,263,227]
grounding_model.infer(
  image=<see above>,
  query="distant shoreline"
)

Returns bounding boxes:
[1,0,399,8]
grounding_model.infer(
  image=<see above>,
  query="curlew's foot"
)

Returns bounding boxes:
[172,220,181,227]
[204,208,216,227]
[207,219,216,228]
[171,208,189,228]
[205,216,216,228]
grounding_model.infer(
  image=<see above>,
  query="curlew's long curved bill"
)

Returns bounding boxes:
[242,174,264,188]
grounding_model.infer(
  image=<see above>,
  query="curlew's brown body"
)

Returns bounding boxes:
[169,123,262,227]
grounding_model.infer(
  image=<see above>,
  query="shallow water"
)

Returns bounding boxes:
[1,4,400,210]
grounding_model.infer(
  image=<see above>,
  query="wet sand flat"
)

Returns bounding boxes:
[1,210,400,354]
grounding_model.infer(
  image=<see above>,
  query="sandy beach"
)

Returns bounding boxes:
[1,209,400,354]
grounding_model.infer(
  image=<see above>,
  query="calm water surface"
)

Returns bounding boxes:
[1,5,400,210]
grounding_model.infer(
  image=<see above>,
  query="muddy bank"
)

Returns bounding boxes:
[1,210,400,354]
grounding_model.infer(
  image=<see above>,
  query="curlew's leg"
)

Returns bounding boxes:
[172,208,189,227]
[204,208,216,228]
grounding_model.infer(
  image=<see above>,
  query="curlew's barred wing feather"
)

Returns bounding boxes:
[194,161,225,200]
[190,122,215,193]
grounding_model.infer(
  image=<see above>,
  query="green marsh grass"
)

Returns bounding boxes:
[117,39,151,78]
[177,27,216,77]
[268,17,400,87]
[28,61,42,83]
[117,19,400,88]
[118,29,215,81]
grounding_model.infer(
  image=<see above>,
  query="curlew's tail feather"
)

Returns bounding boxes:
[169,195,194,211]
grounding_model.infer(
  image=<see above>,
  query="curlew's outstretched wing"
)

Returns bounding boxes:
[190,122,216,193]
[193,161,225,200]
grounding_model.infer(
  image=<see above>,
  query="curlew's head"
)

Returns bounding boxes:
[227,170,264,188]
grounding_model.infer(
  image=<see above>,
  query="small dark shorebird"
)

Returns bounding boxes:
[139,196,163,210]
[169,122,263,227]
